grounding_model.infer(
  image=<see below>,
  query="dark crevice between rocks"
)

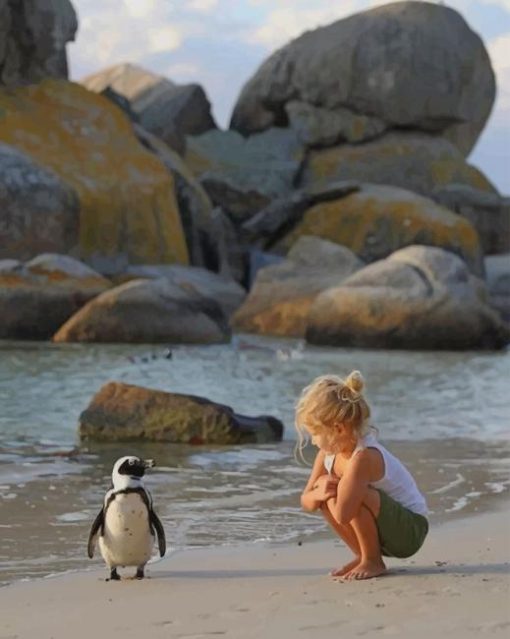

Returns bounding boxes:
[262,100,290,128]
[161,293,230,339]
[247,183,359,252]
[5,0,35,82]
[390,118,466,135]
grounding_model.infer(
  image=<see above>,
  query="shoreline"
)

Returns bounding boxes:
[1,503,509,638]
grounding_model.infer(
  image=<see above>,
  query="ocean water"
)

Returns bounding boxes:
[0,335,509,585]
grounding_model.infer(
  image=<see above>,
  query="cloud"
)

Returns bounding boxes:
[188,0,219,12]
[247,2,369,48]
[488,33,510,112]
[482,0,510,10]
[162,61,203,81]
[122,0,156,19]
[71,0,190,76]
[147,26,183,53]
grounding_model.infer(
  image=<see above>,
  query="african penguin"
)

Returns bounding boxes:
[87,455,166,581]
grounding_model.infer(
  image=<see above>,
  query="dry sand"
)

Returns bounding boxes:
[1,505,509,639]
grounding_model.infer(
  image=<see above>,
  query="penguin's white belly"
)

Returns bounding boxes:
[99,493,154,567]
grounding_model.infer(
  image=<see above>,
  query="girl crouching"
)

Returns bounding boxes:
[296,371,428,580]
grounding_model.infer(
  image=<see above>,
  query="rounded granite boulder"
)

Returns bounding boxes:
[53,277,230,344]
[0,79,189,275]
[277,183,484,276]
[0,254,111,339]
[306,245,510,350]
[79,381,284,445]
[230,1,495,155]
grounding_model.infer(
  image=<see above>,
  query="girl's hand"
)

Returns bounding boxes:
[312,474,339,502]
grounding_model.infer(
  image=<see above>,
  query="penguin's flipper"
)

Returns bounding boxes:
[150,510,166,557]
[87,508,104,558]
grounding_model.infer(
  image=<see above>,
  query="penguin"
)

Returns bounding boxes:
[87,455,166,581]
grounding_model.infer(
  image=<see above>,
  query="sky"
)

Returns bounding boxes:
[68,0,510,194]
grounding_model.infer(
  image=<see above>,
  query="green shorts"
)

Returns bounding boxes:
[376,489,429,558]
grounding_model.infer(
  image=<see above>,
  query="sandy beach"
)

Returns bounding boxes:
[1,504,509,639]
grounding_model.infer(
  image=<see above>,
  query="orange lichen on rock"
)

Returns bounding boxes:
[280,185,482,272]
[303,133,495,195]
[0,80,188,267]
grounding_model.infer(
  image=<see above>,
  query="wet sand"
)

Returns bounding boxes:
[1,504,509,639]
[1,436,509,585]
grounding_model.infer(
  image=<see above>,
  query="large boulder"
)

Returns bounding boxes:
[300,132,495,200]
[119,263,246,317]
[276,184,483,275]
[0,143,79,260]
[230,1,495,155]
[0,254,111,339]
[431,184,510,255]
[185,128,305,223]
[242,181,360,248]
[82,63,216,154]
[0,80,189,274]
[134,125,215,269]
[306,245,510,350]
[231,236,363,337]
[133,129,246,282]
[52,277,230,344]
[0,0,77,86]
[79,381,284,444]
[485,254,510,323]
[284,100,388,147]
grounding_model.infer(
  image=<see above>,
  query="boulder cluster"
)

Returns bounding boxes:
[1,0,509,351]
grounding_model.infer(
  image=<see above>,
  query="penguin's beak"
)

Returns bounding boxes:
[144,459,155,468]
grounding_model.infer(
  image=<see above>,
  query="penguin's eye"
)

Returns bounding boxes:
[128,459,135,466]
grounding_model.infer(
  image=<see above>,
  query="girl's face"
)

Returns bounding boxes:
[310,422,356,455]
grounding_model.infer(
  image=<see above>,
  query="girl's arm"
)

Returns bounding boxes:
[300,450,337,512]
[331,450,372,524]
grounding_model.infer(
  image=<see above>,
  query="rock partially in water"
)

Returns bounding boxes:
[306,245,510,350]
[231,236,363,337]
[53,277,230,344]
[0,254,111,339]
[119,263,246,318]
[79,381,284,444]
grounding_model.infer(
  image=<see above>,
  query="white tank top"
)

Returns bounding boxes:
[324,434,428,517]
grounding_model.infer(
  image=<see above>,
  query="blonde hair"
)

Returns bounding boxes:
[294,370,371,462]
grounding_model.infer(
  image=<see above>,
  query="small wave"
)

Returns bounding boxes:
[430,473,465,495]
[445,496,469,513]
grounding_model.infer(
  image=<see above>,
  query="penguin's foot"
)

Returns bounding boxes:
[135,566,145,580]
[107,567,121,581]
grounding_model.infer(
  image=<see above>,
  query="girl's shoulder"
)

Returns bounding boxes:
[353,444,385,483]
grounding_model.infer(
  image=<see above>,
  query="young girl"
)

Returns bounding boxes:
[295,370,428,580]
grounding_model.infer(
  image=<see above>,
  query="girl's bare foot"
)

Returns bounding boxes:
[330,557,360,577]
[343,559,386,580]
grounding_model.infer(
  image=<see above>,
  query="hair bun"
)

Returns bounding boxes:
[346,370,364,393]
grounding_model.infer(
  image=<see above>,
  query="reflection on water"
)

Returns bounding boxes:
[0,337,509,585]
